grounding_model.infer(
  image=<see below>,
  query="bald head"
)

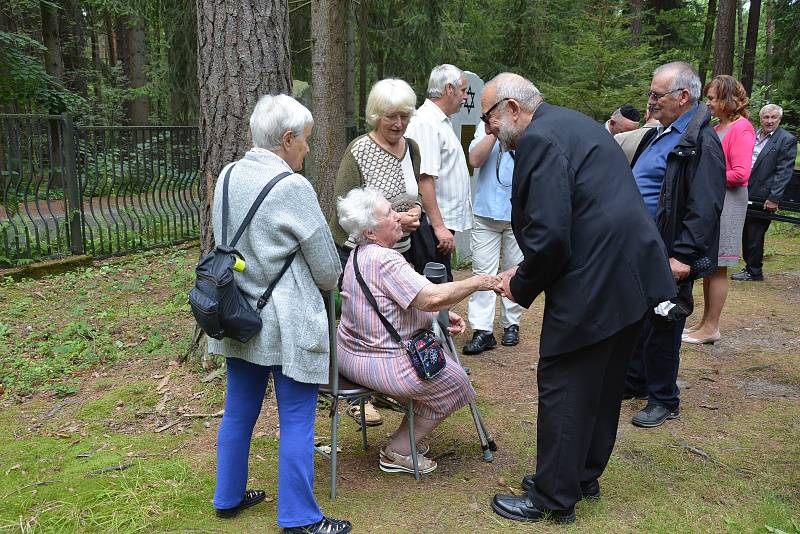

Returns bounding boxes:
[481,72,543,149]
[484,72,542,113]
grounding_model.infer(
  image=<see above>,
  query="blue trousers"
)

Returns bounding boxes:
[213,358,322,528]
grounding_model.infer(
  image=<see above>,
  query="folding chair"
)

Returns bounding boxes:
[316,290,420,500]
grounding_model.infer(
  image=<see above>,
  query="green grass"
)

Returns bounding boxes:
[0,238,799,533]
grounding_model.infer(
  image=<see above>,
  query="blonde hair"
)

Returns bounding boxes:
[365,79,417,129]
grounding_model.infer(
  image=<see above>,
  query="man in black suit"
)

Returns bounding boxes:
[732,104,798,282]
[483,73,676,524]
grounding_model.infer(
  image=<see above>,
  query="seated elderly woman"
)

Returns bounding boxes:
[336,187,500,475]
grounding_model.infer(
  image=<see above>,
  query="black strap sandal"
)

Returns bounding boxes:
[215,489,266,519]
[283,516,353,534]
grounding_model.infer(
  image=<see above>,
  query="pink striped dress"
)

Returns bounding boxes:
[337,243,476,420]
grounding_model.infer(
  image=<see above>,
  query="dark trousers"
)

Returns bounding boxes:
[528,321,642,511]
[742,212,772,277]
[624,316,684,411]
[407,214,454,282]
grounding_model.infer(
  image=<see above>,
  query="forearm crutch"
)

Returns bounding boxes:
[424,262,497,462]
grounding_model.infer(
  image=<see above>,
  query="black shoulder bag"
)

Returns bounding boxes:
[189,164,296,343]
[352,246,446,380]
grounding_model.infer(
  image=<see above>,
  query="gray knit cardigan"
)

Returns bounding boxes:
[206,149,342,384]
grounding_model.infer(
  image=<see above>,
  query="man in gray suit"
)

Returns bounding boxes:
[732,104,798,282]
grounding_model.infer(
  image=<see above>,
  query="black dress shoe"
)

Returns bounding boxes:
[731,268,763,281]
[501,325,520,346]
[284,516,353,533]
[462,330,497,354]
[215,489,266,518]
[491,493,576,523]
[631,403,680,428]
[521,475,601,501]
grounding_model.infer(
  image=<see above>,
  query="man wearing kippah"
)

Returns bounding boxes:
[604,104,641,135]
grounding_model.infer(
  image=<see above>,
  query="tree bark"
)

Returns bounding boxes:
[713,0,736,76]
[630,0,643,45]
[345,0,355,128]
[60,0,88,98]
[104,15,117,67]
[191,0,291,366]
[40,2,64,83]
[699,0,717,86]
[741,0,761,95]
[127,21,149,125]
[311,0,347,219]
[763,0,773,97]
[736,0,744,76]
[357,0,368,128]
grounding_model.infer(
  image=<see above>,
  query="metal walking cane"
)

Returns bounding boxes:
[424,262,498,462]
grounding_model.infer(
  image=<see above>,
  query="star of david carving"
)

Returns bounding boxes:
[464,87,476,114]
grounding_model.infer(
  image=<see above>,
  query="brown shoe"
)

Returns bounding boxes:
[347,401,383,426]
[379,447,437,474]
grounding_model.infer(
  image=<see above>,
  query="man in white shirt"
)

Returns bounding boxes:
[405,64,472,281]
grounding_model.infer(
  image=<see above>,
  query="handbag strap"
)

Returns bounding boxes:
[256,250,296,311]
[352,246,403,344]
[222,166,292,247]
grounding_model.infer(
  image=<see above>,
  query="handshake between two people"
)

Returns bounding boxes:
[472,265,519,302]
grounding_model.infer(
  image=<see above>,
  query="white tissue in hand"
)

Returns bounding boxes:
[654,301,676,317]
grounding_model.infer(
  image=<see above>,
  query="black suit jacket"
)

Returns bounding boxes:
[509,103,676,357]
[748,127,797,202]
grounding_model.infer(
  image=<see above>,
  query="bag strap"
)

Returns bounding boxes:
[224,169,293,247]
[255,250,297,311]
[353,246,402,343]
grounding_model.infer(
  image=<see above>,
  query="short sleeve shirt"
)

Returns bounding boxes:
[337,244,433,358]
[405,99,473,231]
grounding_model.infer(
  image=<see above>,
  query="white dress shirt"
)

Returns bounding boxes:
[405,99,473,232]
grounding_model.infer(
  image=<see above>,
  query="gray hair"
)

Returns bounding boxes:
[365,78,417,128]
[486,72,542,113]
[653,62,701,104]
[426,64,464,99]
[760,103,783,118]
[249,94,314,150]
[337,187,385,245]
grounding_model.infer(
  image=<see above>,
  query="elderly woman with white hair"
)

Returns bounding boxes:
[330,77,422,427]
[336,187,500,475]
[209,94,351,534]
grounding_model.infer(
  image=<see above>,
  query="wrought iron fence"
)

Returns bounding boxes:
[0,114,200,266]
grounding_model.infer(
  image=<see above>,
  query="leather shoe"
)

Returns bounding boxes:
[283,516,352,533]
[491,493,575,523]
[632,403,680,428]
[501,325,520,346]
[520,475,600,501]
[215,489,266,518]
[731,268,763,281]
[462,330,497,354]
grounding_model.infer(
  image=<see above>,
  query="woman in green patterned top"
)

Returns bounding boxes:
[331,78,422,264]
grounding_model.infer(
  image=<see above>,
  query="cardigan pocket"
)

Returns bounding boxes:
[297,308,329,354]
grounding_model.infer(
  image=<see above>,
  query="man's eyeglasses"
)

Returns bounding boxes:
[481,97,511,124]
[646,88,685,100]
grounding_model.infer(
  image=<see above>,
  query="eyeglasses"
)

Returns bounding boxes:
[646,88,685,101]
[481,98,511,124]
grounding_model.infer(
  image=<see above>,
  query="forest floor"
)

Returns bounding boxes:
[1,226,799,533]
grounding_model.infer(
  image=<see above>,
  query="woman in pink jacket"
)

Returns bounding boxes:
[684,75,756,344]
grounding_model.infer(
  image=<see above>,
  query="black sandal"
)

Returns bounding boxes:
[283,516,353,533]
[215,489,267,518]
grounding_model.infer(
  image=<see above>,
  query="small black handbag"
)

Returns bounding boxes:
[352,246,446,380]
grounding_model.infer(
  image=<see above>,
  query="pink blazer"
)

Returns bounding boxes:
[715,116,756,187]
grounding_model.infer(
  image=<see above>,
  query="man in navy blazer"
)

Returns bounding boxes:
[482,73,676,524]
[732,104,798,281]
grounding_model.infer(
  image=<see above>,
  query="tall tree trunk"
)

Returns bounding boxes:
[736,0,744,76]
[40,2,64,83]
[190,0,291,366]
[90,25,102,110]
[357,0,367,128]
[117,15,132,123]
[105,14,117,67]
[763,0,774,97]
[311,0,347,219]
[699,0,717,86]
[345,0,355,129]
[630,0,643,45]
[713,0,736,76]
[741,0,761,95]
[60,0,88,98]
[128,21,149,125]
